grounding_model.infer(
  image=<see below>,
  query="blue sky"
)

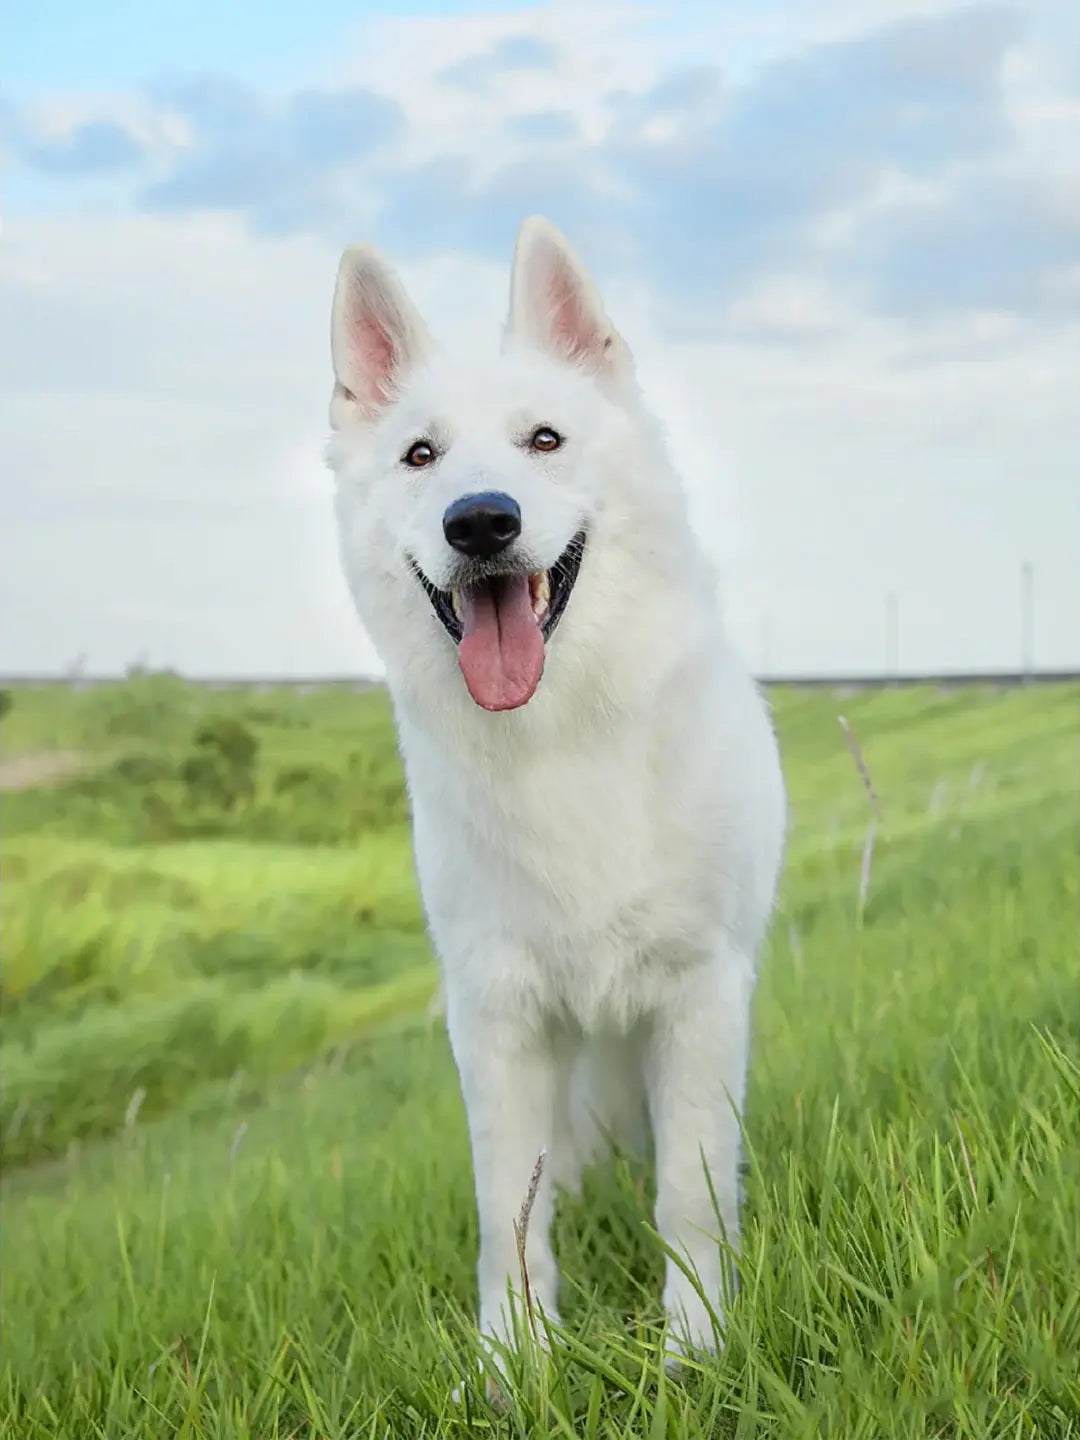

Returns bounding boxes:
[1,0,1078,676]
[1,0,556,95]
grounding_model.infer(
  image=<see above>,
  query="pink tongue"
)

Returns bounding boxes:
[458,575,545,711]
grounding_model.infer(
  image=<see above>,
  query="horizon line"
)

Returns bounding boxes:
[2,668,1078,689]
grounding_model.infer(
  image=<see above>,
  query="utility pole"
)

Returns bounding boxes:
[1021,561,1034,683]
[886,592,899,683]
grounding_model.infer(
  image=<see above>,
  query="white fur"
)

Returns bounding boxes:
[326,216,787,1360]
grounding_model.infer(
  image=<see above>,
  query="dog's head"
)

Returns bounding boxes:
[327,217,659,716]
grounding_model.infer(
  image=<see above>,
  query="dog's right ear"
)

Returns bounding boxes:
[504,216,633,384]
[330,245,431,429]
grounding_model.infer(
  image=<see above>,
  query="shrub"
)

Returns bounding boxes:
[179,718,259,812]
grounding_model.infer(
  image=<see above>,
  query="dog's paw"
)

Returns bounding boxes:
[479,1288,561,1353]
[450,1356,505,1409]
[662,1287,725,1372]
[450,1309,561,1406]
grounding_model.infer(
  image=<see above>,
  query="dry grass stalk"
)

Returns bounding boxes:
[837,715,882,821]
[124,1086,147,1128]
[857,819,877,924]
[837,715,882,925]
[452,1156,548,1414]
[226,1121,248,1171]
[512,1149,547,1344]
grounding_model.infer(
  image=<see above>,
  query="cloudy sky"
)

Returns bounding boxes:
[2,0,1078,679]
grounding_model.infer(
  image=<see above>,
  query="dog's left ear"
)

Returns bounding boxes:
[504,216,633,383]
[330,243,432,428]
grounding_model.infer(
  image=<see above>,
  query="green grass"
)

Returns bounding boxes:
[2,677,1078,1437]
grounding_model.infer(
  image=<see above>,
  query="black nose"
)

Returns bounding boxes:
[443,492,522,559]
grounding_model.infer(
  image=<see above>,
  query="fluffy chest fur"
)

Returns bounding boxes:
[396,644,782,1033]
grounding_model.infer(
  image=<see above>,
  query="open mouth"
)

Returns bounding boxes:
[412,531,586,646]
[409,531,586,712]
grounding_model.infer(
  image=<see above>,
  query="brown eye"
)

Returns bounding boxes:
[529,426,562,453]
[403,440,435,468]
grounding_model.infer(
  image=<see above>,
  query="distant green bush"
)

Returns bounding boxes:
[1,684,410,845]
[179,717,260,811]
[83,672,199,743]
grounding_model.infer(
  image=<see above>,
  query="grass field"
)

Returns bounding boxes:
[2,675,1078,1438]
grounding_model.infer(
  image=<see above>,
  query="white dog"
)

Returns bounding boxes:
[327,216,786,1360]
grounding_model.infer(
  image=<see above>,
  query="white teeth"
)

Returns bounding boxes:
[450,589,463,621]
[530,572,551,619]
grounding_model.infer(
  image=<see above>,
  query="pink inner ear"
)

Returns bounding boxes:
[346,282,400,411]
[357,316,395,405]
[547,255,602,363]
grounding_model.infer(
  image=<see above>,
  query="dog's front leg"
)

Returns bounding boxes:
[645,947,754,1358]
[445,991,561,1348]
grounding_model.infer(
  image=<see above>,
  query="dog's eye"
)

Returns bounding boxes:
[529,426,563,453]
[402,440,436,468]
